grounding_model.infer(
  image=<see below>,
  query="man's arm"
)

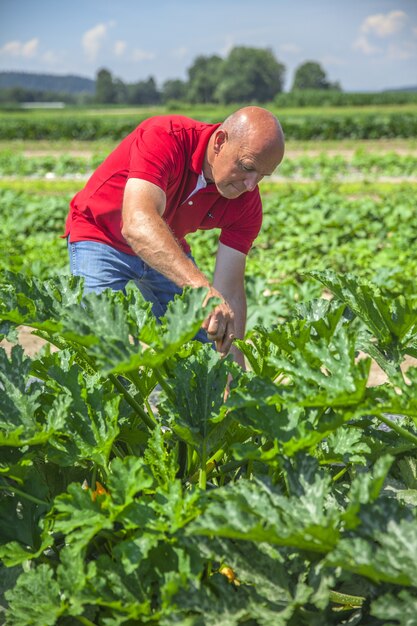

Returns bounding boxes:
[211,242,247,369]
[121,178,235,355]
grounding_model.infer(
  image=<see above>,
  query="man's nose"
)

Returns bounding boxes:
[244,172,261,191]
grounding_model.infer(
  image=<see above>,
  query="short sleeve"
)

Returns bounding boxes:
[128,124,182,191]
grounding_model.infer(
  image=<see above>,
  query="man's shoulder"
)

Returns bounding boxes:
[139,114,216,135]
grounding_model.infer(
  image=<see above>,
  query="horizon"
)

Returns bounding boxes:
[1,69,416,94]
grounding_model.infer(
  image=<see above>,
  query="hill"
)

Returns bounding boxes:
[384,85,417,92]
[0,71,95,94]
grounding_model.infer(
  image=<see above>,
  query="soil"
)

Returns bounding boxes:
[0,326,57,358]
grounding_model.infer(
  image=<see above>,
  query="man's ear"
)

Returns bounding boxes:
[213,129,227,154]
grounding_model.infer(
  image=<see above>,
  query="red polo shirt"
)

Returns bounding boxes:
[64,115,262,255]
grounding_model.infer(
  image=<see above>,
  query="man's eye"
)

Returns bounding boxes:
[241,163,254,172]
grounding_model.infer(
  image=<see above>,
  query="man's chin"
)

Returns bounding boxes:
[217,184,243,199]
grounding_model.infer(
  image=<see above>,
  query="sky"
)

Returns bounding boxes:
[0,0,416,92]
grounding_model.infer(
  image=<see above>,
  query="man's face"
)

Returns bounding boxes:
[211,131,280,199]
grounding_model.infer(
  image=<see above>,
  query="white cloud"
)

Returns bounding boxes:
[0,41,21,56]
[22,38,39,58]
[279,43,301,55]
[354,10,414,59]
[131,48,155,62]
[360,10,407,38]
[114,40,127,57]
[352,34,381,55]
[82,23,109,62]
[0,37,39,58]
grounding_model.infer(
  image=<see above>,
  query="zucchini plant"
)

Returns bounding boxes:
[1,272,417,625]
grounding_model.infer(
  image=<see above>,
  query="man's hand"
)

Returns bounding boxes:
[202,287,235,357]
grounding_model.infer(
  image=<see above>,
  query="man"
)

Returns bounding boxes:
[65,106,285,367]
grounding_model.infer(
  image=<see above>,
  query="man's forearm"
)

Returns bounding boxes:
[122,199,210,289]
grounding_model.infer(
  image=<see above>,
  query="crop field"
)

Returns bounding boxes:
[1,104,417,625]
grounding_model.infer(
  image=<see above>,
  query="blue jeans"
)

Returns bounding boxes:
[68,239,210,343]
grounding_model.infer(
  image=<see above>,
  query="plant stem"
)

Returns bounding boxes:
[177,441,188,479]
[112,443,125,459]
[199,443,207,490]
[329,589,365,607]
[154,368,175,402]
[0,483,48,506]
[75,616,98,626]
[188,448,225,483]
[376,413,417,446]
[110,374,155,430]
[91,465,97,490]
[246,459,254,479]
[332,465,350,482]
[144,396,156,421]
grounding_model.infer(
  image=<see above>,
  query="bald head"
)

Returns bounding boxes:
[204,106,285,199]
[221,106,285,167]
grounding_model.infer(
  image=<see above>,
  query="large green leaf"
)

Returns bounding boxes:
[342,454,394,529]
[107,456,154,510]
[227,373,348,457]
[295,297,346,339]
[320,425,371,465]
[4,564,65,626]
[39,353,121,467]
[371,590,417,625]
[50,483,113,551]
[269,324,370,407]
[0,346,51,447]
[170,569,308,626]
[325,516,417,586]
[238,302,371,409]
[81,555,152,621]
[144,425,179,488]
[235,326,282,379]
[159,345,232,456]
[59,284,218,374]
[0,271,83,333]
[309,270,417,367]
[0,273,218,376]
[188,471,341,553]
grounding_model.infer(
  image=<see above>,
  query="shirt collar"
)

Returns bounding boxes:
[190,122,221,174]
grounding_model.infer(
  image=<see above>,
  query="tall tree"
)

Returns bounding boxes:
[187,55,224,103]
[291,61,340,91]
[113,78,128,104]
[127,77,160,105]
[215,47,285,104]
[161,79,188,103]
[95,68,117,103]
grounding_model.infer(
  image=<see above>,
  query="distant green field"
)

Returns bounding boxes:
[1,102,417,121]
[0,105,417,141]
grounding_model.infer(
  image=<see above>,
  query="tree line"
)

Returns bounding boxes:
[0,47,340,106]
[95,49,340,105]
